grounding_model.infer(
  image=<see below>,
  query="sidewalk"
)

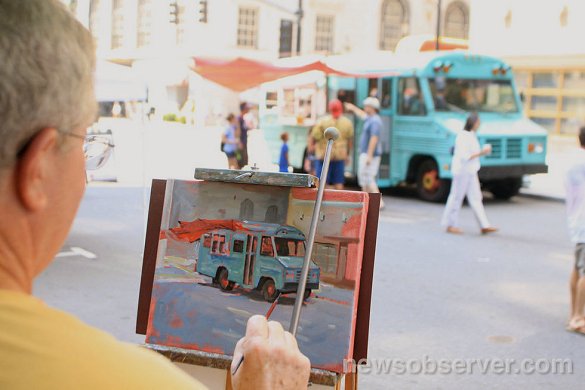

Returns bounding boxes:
[519,135,579,201]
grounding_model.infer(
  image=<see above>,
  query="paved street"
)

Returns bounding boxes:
[34,185,584,389]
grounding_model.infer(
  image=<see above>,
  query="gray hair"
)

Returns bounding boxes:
[0,0,96,167]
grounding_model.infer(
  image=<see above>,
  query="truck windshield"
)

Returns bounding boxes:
[274,238,306,257]
[430,78,519,113]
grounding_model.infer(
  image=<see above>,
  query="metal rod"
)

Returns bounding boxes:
[435,0,442,51]
[289,127,339,337]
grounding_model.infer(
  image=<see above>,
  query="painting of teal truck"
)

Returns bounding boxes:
[195,221,320,302]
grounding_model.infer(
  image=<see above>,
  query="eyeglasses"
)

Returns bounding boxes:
[17,129,115,170]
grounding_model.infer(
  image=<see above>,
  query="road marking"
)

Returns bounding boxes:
[56,246,97,259]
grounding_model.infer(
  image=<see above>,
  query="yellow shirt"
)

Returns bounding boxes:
[0,290,206,390]
[311,115,354,160]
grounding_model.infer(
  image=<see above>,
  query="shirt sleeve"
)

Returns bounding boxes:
[370,119,382,137]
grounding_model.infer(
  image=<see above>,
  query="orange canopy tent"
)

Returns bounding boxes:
[192,56,393,92]
[161,219,247,243]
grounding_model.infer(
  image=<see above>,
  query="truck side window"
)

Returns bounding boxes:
[233,240,244,253]
[260,236,274,257]
[398,77,426,116]
[211,236,218,254]
[203,234,211,248]
[218,235,226,255]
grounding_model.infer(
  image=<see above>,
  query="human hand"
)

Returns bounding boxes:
[231,315,311,390]
[482,144,492,155]
[366,155,372,165]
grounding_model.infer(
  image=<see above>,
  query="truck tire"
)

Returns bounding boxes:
[416,159,451,203]
[303,289,312,301]
[488,178,522,200]
[262,279,278,302]
[217,268,235,291]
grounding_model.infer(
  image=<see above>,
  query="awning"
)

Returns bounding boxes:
[192,56,395,92]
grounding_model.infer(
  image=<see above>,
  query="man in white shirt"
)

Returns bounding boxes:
[567,126,585,334]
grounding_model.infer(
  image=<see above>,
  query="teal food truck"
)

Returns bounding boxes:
[196,221,320,302]
[260,52,548,202]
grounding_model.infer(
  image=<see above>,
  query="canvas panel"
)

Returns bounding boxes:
[146,179,369,373]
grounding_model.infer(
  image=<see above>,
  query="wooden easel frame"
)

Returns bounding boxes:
[136,179,380,389]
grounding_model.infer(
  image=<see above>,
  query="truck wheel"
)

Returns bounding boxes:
[217,268,235,291]
[303,289,312,301]
[489,178,522,200]
[416,159,450,203]
[262,279,278,302]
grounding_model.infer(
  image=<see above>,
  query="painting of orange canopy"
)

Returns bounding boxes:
[161,219,247,243]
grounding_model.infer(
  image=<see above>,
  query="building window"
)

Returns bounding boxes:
[279,19,293,58]
[137,0,152,48]
[239,199,254,220]
[444,2,469,39]
[176,1,188,45]
[379,0,409,51]
[237,7,258,49]
[89,0,102,44]
[198,0,208,23]
[111,0,125,49]
[504,9,512,28]
[315,15,334,53]
[265,205,278,223]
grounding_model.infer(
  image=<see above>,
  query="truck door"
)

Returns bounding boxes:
[243,234,258,286]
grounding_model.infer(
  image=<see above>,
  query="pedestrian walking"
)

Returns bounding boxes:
[566,126,585,334]
[441,113,498,234]
[279,132,289,173]
[345,97,385,209]
[222,113,239,169]
[310,99,354,189]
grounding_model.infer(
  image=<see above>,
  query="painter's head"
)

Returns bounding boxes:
[0,0,96,169]
[281,132,289,142]
[0,0,97,288]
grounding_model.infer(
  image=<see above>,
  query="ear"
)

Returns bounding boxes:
[15,128,59,211]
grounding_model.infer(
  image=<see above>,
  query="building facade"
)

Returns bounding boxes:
[63,0,470,124]
[470,0,585,135]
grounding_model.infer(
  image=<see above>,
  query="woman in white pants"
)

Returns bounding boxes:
[441,113,498,234]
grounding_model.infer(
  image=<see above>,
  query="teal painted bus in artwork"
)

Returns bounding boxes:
[196,221,320,302]
[259,52,548,202]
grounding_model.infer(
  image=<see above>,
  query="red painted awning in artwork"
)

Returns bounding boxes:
[161,219,247,243]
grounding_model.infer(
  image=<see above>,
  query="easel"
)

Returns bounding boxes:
[135,171,380,389]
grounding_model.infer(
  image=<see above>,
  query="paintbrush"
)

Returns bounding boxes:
[232,292,282,375]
